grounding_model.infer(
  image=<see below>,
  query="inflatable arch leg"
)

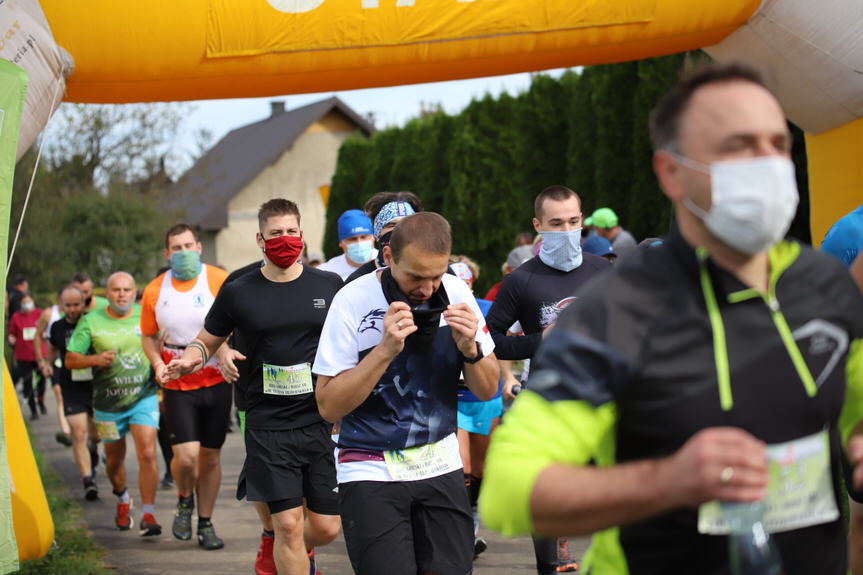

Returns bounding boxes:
[4,361,54,569]
[807,118,863,247]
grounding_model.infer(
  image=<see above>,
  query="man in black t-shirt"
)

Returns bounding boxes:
[42,284,99,501]
[166,199,342,575]
[485,185,610,574]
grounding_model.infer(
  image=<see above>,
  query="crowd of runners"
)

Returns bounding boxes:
[10,62,863,575]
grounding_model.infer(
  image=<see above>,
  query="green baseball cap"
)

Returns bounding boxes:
[591,207,618,228]
[584,216,593,227]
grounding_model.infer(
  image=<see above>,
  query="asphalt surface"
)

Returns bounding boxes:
[24,388,589,574]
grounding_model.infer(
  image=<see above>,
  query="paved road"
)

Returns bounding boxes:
[25,389,589,574]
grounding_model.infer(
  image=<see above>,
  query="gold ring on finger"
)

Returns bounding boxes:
[397,321,403,329]
[720,466,734,484]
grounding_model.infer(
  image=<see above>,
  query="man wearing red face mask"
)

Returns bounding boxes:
[165,198,343,575]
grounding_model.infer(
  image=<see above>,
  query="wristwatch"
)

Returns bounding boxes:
[461,342,484,364]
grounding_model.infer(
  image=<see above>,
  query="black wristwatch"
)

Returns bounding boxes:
[461,342,484,364]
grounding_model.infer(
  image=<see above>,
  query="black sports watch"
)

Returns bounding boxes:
[461,342,484,364]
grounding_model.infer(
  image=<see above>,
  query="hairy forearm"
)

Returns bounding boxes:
[316,345,394,422]
[464,352,500,400]
[65,351,101,370]
[531,459,674,536]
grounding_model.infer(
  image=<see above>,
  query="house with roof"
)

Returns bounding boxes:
[165,96,375,271]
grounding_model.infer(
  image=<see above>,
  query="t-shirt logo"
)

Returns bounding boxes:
[313,298,327,309]
[539,296,577,329]
[193,294,205,308]
[358,308,386,334]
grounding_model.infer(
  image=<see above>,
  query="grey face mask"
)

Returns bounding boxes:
[110,301,134,316]
[539,229,583,272]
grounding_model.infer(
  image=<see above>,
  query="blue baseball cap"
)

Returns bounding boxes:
[338,209,373,242]
[582,236,616,258]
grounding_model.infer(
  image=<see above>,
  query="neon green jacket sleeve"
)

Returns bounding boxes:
[479,390,617,535]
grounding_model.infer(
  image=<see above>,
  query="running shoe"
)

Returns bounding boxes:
[308,548,323,575]
[83,477,98,501]
[172,499,194,541]
[160,473,175,490]
[116,499,133,530]
[38,401,47,415]
[557,537,579,572]
[474,536,488,559]
[140,513,162,537]
[255,533,277,575]
[197,524,225,550]
[55,431,73,447]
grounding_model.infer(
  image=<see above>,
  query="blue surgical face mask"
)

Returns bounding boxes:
[346,239,374,264]
[539,229,583,272]
[170,250,202,281]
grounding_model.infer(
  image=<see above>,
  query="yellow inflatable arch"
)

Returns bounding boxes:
[5,0,863,569]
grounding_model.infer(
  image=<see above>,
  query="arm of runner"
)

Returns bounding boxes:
[215,341,245,384]
[445,302,498,401]
[7,316,17,346]
[41,341,57,378]
[66,349,117,369]
[164,329,226,381]
[485,275,542,360]
[316,301,417,422]
[499,359,521,400]
[141,333,168,385]
[33,308,51,366]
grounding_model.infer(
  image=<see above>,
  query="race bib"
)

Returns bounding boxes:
[71,367,93,382]
[384,440,461,481]
[698,429,838,534]
[22,327,36,341]
[262,362,313,396]
[94,420,121,441]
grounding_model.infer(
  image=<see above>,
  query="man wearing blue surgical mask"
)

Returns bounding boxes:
[319,209,378,280]
[485,185,610,575]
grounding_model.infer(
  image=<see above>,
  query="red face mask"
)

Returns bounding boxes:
[263,235,304,268]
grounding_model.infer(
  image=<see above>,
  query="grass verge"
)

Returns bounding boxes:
[13,439,113,575]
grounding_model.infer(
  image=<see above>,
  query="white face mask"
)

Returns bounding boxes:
[539,229,583,272]
[673,154,799,256]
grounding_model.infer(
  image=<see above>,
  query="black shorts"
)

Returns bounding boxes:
[339,469,474,575]
[59,380,93,416]
[163,382,232,449]
[241,421,338,515]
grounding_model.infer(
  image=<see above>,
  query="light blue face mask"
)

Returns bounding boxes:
[346,239,374,264]
[539,229,583,272]
[170,250,202,281]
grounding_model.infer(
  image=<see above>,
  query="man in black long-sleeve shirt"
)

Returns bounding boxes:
[484,184,610,575]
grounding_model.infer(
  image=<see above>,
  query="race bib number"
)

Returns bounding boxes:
[262,362,313,396]
[22,327,36,341]
[94,420,121,441]
[698,430,838,534]
[71,367,93,382]
[384,440,461,482]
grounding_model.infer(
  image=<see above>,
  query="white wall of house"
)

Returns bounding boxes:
[212,112,362,272]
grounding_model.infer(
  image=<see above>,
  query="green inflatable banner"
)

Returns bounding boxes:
[0,59,29,575]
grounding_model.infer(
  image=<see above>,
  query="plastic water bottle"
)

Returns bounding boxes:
[724,502,782,575]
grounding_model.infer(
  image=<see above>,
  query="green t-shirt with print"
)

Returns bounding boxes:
[67,305,156,412]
